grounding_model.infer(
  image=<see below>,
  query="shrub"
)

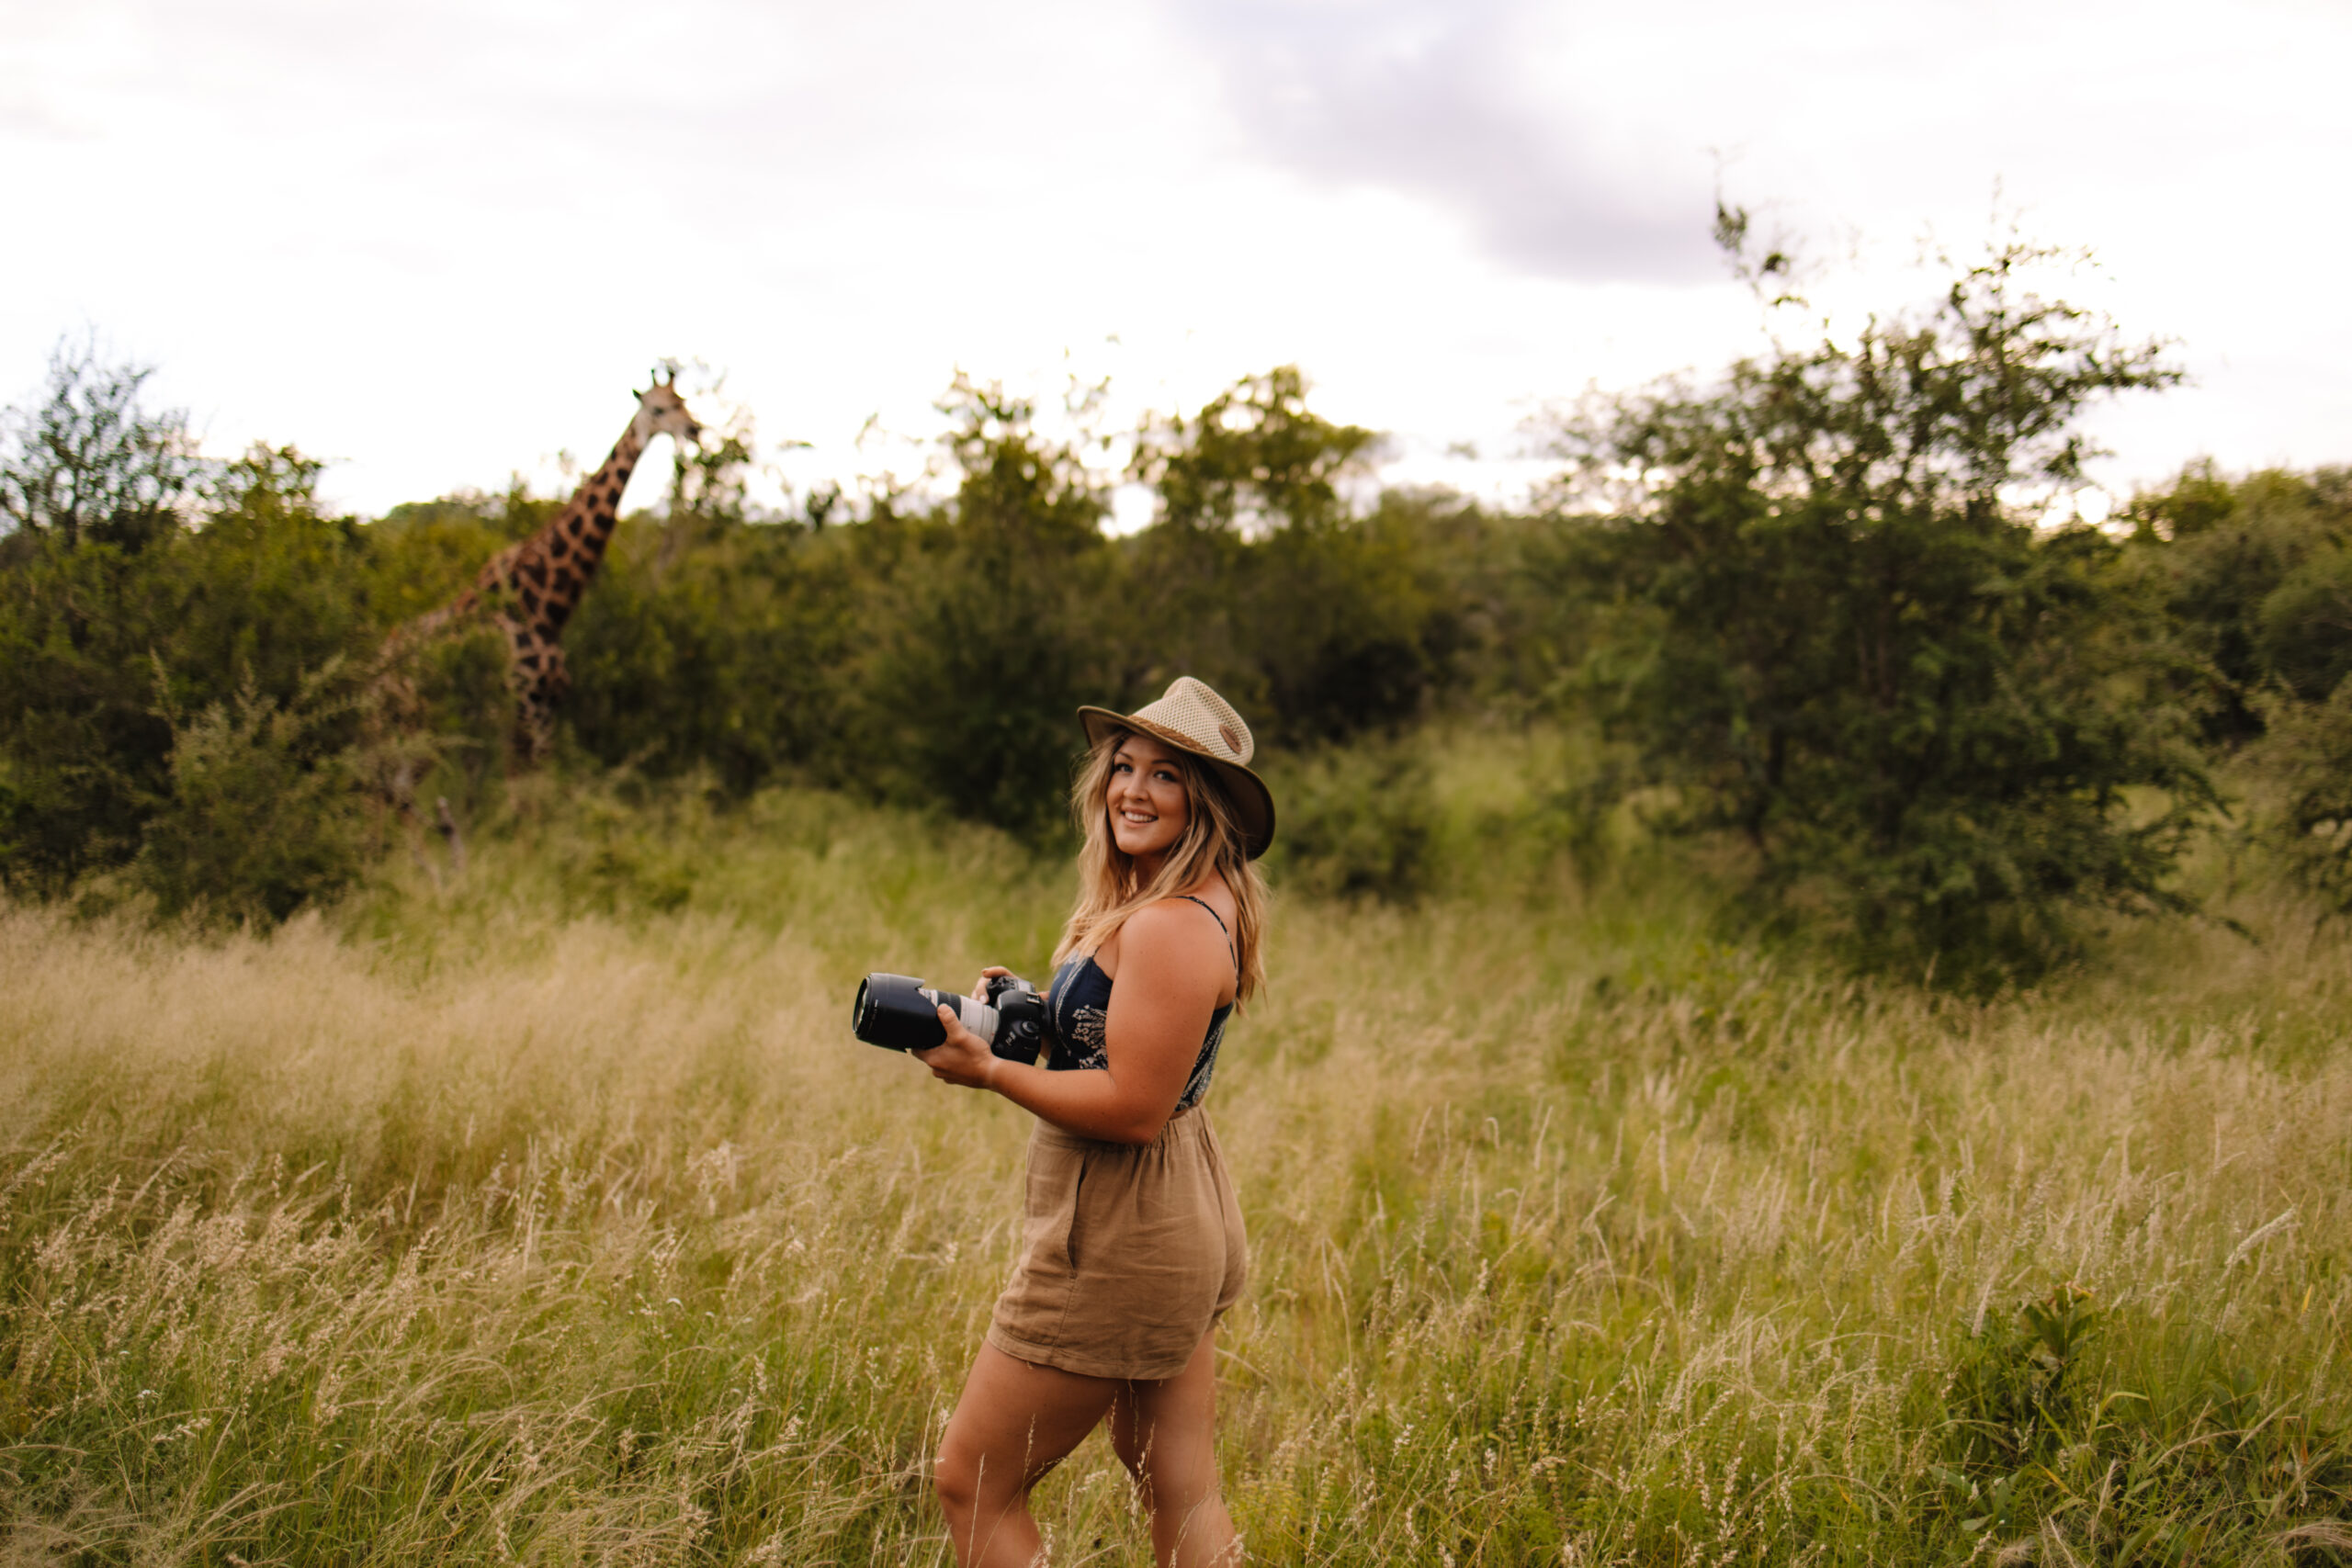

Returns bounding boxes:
[132,664,368,925]
[0,352,379,904]
[2131,463,2352,737]
[1261,739,1437,902]
[851,380,1124,840]
[2249,682,2352,915]
[1555,225,2217,982]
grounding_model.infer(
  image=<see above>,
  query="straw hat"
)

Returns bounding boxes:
[1078,676,1276,859]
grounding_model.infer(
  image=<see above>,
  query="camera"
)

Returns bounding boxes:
[851,972,1048,1065]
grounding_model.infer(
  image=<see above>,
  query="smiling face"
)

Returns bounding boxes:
[1104,732,1192,868]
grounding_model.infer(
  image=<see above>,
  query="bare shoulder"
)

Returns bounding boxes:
[1120,897,1232,968]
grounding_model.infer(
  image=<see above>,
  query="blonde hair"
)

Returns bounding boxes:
[1053,727,1269,1005]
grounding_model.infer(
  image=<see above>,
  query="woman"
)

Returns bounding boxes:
[911,676,1273,1568]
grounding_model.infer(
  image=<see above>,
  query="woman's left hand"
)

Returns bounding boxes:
[912,1005,999,1091]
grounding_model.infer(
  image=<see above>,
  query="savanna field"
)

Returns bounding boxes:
[4,739,2348,1567]
[6,279,2352,1563]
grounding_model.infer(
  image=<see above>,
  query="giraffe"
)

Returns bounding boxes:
[380,370,702,766]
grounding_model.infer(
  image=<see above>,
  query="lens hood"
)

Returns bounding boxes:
[851,973,976,1053]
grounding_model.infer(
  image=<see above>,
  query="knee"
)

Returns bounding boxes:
[933,1447,981,1519]
[1109,1421,1149,1482]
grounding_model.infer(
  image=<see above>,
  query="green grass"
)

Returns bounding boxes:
[2,749,2348,1564]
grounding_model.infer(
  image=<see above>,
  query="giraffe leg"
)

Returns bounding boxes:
[504,622,548,769]
[538,643,572,706]
[510,635,568,766]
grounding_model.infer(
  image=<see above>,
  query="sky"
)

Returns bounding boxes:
[4,0,2347,526]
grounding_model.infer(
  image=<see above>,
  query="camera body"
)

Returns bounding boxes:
[851,972,1048,1065]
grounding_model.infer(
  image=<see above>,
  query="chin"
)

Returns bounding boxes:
[1114,826,1176,859]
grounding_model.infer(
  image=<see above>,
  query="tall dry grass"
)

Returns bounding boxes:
[2,777,2347,1564]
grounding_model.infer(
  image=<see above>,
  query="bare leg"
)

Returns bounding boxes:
[1109,1331,1240,1568]
[935,1343,1120,1567]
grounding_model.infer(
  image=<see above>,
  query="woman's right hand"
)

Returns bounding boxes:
[912,1002,1000,1090]
[969,965,1012,1001]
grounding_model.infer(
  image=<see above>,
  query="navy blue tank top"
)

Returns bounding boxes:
[1043,896,1236,1114]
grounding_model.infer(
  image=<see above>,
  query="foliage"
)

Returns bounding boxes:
[0,350,1524,902]
[132,662,370,925]
[1927,1286,2342,1557]
[364,484,545,623]
[1556,229,2216,981]
[1125,372,1461,744]
[562,515,863,796]
[2128,463,2352,737]
[2248,682,2352,914]
[1261,737,1437,901]
[1131,364,1379,536]
[8,311,2351,983]
[853,378,1124,840]
[0,347,382,908]
[1940,1285,2101,1478]
[0,336,201,552]
[2126,465,2352,915]
[557,368,1475,831]
[0,462,378,900]
[0,523,186,891]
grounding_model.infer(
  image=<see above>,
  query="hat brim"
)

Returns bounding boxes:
[1078,705,1277,860]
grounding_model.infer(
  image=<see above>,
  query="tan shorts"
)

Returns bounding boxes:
[986,1105,1248,1382]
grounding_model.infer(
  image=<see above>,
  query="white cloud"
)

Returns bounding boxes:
[2,0,2346,521]
[1160,0,1718,281]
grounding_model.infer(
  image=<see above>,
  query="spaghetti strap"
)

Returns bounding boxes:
[1175,893,1239,974]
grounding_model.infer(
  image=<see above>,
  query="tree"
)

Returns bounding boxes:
[0,337,201,551]
[2251,682,2352,916]
[854,378,1125,839]
[2128,464,2352,733]
[134,663,368,925]
[1557,220,2217,980]
[0,345,378,909]
[1131,365,1378,536]
[2130,464,2352,911]
[1126,367,1458,742]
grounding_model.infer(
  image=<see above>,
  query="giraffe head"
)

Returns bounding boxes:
[632,367,703,449]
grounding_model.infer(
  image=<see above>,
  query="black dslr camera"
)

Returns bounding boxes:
[851,973,1048,1065]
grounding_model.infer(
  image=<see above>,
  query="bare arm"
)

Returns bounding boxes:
[912,901,1230,1145]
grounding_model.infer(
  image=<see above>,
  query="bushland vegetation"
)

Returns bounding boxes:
[4,228,2352,1561]
[6,234,2351,976]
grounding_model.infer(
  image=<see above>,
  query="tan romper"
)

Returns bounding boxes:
[986,903,1249,1381]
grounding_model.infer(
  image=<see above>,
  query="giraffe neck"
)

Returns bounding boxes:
[519,416,651,639]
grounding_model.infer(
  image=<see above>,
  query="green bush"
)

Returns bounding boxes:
[132,664,368,925]
[1261,739,1437,902]
[0,350,382,911]
[2255,542,2352,702]
[2249,682,2352,914]
[2132,463,2352,737]
[847,380,1125,840]
[0,450,380,900]
[1557,229,2218,983]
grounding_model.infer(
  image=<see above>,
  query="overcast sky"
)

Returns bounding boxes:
[5,0,2346,524]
